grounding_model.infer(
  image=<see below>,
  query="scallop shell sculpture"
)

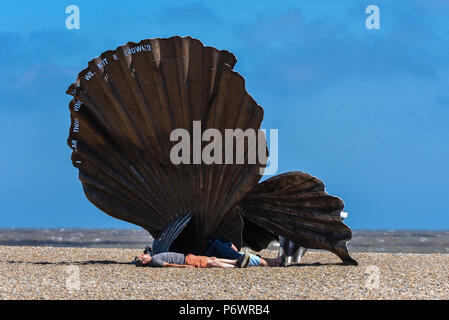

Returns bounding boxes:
[67,36,357,265]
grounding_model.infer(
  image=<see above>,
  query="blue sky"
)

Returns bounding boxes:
[0,0,448,229]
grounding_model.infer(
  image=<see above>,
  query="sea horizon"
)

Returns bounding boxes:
[0,228,448,254]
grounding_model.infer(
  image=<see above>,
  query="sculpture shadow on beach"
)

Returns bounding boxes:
[285,262,354,267]
[6,260,133,266]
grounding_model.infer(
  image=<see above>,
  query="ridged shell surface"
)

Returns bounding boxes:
[67,36,264,253]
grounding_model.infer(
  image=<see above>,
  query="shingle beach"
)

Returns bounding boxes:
[0,246,447,300]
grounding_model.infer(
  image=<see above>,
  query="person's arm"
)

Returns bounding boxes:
[162,262,195,268]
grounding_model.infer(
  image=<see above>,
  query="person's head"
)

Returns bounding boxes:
[134,253,152,267]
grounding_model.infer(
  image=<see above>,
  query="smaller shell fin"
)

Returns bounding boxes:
[151,213,193,255]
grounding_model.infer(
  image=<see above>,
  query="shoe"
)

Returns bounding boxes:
[237,253,250,268]
[242,253,251,268]
[236,255,244,267]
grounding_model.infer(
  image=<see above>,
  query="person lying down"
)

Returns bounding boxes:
[134,251,283,268]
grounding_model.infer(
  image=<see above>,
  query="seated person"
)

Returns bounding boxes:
[203,238,283,267]
[203,238,241,260]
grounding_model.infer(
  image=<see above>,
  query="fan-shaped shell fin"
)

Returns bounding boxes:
[152,213,193,254]
[66,36,264,252]
[239,171,357,265]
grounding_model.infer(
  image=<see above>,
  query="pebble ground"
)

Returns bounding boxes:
[0,246,447,299]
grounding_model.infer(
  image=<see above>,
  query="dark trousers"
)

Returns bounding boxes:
[203,238,242,260]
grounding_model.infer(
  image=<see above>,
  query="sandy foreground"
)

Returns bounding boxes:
[0,246,448,300]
